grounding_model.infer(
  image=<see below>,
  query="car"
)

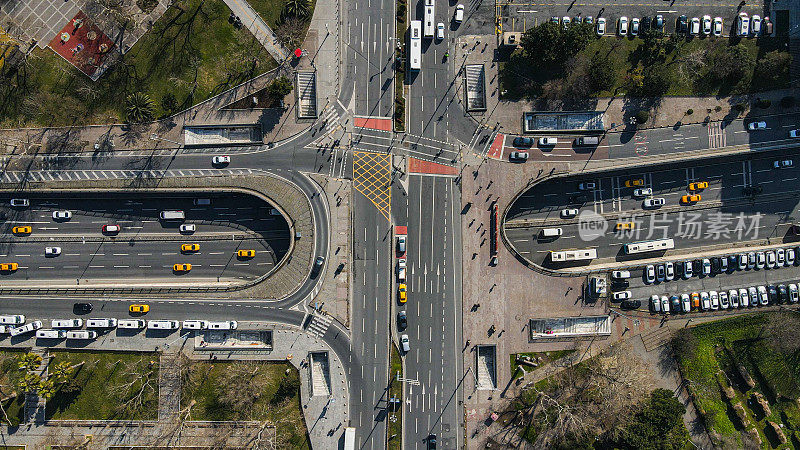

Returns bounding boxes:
[400,334,410,352]
[719,291,729,309]
[397,311,407,331]
[774,159,793,169]
[512,137,533,147]
[758,285,769,305]
[748,121,766,131]
[9,199,29,207]
[560,208,579,218]
[633,188,652,197]
[650,295,661,313]
[645,265,656,283]
[611,270,631,279]
[681,294,691,313]
[573,16,582,24]
[688,181,708,191]
[654,15,664,30]
[596,17,606,35]
[787,248,796,266]
[436,22,445,40]
[397,236,406,254]
[562,16,571,29]
[73,303,93,314]
[690,17,700,35]
[790,130,800,138]
[692,259,702,274]
[44,247,61,257]
[742,186,763,196]
[237,249,255,258]
[683,260,693,279]
[756,252,766,269]
[739,288,750,307]
[398,283,407,303]
[612,280,630,291]
[578,182,596,190]
[427,434,437,450]
[737,13,749,36]
[539,137,557,146]
[719,257,728,273]
[569,194,588,204]
[729,290,739,308]
[454,4,464,23]
[129,304,149,314]
[711,257,721,274]
[509,151,529,162]
[551,16,559,23]
[712,17,723,36]
[768,285,779,304]
[661,296,670,314]
[665,262,674,281]
[691,292,700,310]
[314,256,325,270]
[766,251,776,269]
[748,287,758,306]
[102,224,121,234]
[618,16,629,35]
[700,292,710,310]
[173,263,192,273]
[0,263,18,273]
[616,222,635,230]
[52,210,72,221]
[585,16,593,24]
[12,226,31,235]
[211,155,230,166]
[748,252,756,269]
[681,194,701,204]
[181,243,200,253]
[709,291,719,310]
[702,258,711,276]
[621,299,641,310]
[738,253,747,270]
[702,15,712,35]
[790,284,799,303]
[778,284,788,304]
[613,291,632,301]
[643,198,665,208]
[670,295,681,312]
[179,224,196,234]
[751,14,761,35]
[677,15,688,33]
[630,18,640,35]
[624,178,644,187]
[657,264,667,282]
[777,248,786,267]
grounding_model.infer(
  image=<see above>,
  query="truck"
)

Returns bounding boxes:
[344,427,356,450]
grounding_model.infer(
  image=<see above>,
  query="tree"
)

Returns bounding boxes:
[755,50,791,87]
[17,353,41,372]
[520,22,594,73]
[275,16,306,49]
[614,388,688,449]
[125,92,155,123]
[587,54,617,92]
[282,0,310,21]
[708,43,754,84]
[271,373,300,405]
[160,92,179,116]
[267,76,293,100]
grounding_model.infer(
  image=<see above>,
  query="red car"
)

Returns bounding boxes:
[102,224,121,234]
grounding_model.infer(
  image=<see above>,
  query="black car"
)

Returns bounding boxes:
[621,299,642,310]
[743,186,763,196]
[641,16,651,31]
[397,311,408,331]
[653,14,664,30]
[611,280,630,291]
[670,296,680,312]
[311,256,325,278]
[778,284,788,304]
[677,15,688,33]
[513,137,534,147]
[73,303,93,314]
[692,259,702,274]
[427,434,437,449]
[711,258,721,274]
[768,286,778,304]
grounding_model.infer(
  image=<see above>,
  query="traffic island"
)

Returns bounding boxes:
[387,343,403,450]
[394,0,406,132]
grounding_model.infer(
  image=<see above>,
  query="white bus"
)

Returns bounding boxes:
[344,427,356,450]
[423,0,435,38]
[409,21,422,71]
[550,248,597,262]
[623,238,675,254]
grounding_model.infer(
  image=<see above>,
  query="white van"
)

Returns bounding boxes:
[0,315,24,325]
[208,321,238,330]
[118,319,146,329]
[193,199,211,206]
[182,320,209,330]
[86,318,117,328]
[10,321,42,336]
[36,329,66,339]
[159,210,185,221]
[397,267,406,282]
[66,330,97,340]
[0,326,12,334]
[540,228,563,238]
[148,320,179,330]
[574,136,600,146]
[51,319,83,329]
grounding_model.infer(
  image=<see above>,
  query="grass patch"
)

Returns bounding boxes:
[0,351,28,427]
[0,0,277,127]
[510,349,575,380]
[182,360,309,449]
[388,343,403,449]
[46,351,159,420]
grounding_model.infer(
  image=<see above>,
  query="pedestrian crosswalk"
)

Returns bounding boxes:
[707,122,727,149]
[0,168,257,184]
[307,313,333,339]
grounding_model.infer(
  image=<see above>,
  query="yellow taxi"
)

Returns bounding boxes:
[12,226,31,235]
[688,181,708,191]
[398,283,407,303]
[0,263,18,272]
[129,304,150,314]
[624,179,644,187]
[237,249,256,258]
[615,222,636,231]
[173,263,192,273]
[681,194,701,204]
[181,243,199,253]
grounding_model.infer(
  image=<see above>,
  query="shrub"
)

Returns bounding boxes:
[634,110,650,124]
[714,105,722,112]
[755,98,771,109]
[686,109,694,115]
[734,102,747,112]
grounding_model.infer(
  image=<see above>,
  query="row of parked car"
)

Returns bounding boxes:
[551,13,770,37]
[649,283,799,314]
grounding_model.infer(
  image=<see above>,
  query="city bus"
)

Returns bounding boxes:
[623,238,675,255]
[344,427,356,450]
[423,0,435,38]
[409,20,421,71]
[550,248,597,262]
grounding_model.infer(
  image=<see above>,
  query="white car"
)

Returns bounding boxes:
[596,17,606,35]
[776,248,786,267]
[645,265,656,283]
[702,258,711,275]
[701,15,712,35]
[539,137,557,146]
[633,188,652,197]
[739,288,750,307]
[729,290,739,308]
[44,247,61,257]
[650,294,661,313]
[690,17,700,35]
[179,224,196,234]
[790,129,800,138]
[757,285,769,305]
[560,208,579,218]
[682,260,693,279]
[766,251,776,269]
[751,15,761,35]
[748,121,766,131]
[611,270,631,279]
[454,4,464,23]
[709,291,719,310]
[712,17,723,36]
[212,155,230,166]
[789,284,799,303]
[10,198,29,207]
[642,198,665,208]
[613,291,632,301]
[700,292,710,310]
[774,159,793,169]
[618,16,629,35]
[787,248,796,266]
[756,252,766,269]
[737,13,750,36]
[661,296,670,314]
[738,253,747,270]
[436,22,445,40]
[400,334,411,352]
[665,262,674,281]
[562,16,571,29]
[52,210,72,220]
[681,294,691,313]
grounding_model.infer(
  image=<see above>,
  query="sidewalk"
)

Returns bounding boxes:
[222,0,288,62]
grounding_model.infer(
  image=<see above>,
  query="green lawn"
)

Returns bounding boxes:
[0,0,277,128]
[673,312,800,448]
[388,343,403,450]
[182,360,309,449]
[0,351,28,427]
[46,351,159,420]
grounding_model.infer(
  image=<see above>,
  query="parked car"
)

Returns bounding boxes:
[739,288,750,307]
[757,285,769,305]
[665,262,674,281]
[682,260,693,279]
[211,155,230,166]
[645,265,656,283]
[709,291,720,309]
[670,295,680,313]
[719,291,729,309]
[700,292,710,310]
[621,299,641,310]
[397,311,407,331]
[656,264,666,282]
[751,14,761,35]
[712,17,723,36]
[748,121,767,131]
[539,137,557,146]
[509,151,529,162]
[661,296,670,314]
[613,291,632,301]
[633,188,652,197]
[681,294,691,313]
[729,290,739,308]
[630,17,640,35]
[611,270,631,279]
[756,252,766,269]
[512,136,533,147]
[766,251,776,269]
[618,16,629,35]
[677,15,688,33]
[702,15,712,35]
[596,17,606,35]
[650,295,661,313]
[400,334,411,352]
[790,284,799,303]
[689,17,700,35]
[737,13,750,36]
[702,258,711,276]
[454,4,464,22]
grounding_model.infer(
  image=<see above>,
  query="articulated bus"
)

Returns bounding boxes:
[623,238,675,255]
[550,248,597,262]
[409,20,422,71]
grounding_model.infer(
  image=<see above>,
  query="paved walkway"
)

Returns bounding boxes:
[222,0,288,62]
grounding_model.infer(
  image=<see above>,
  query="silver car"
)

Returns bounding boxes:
[709,291,719,310]
[665,262,675,281]
[748,287,759,307]
[756,252,766,269]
